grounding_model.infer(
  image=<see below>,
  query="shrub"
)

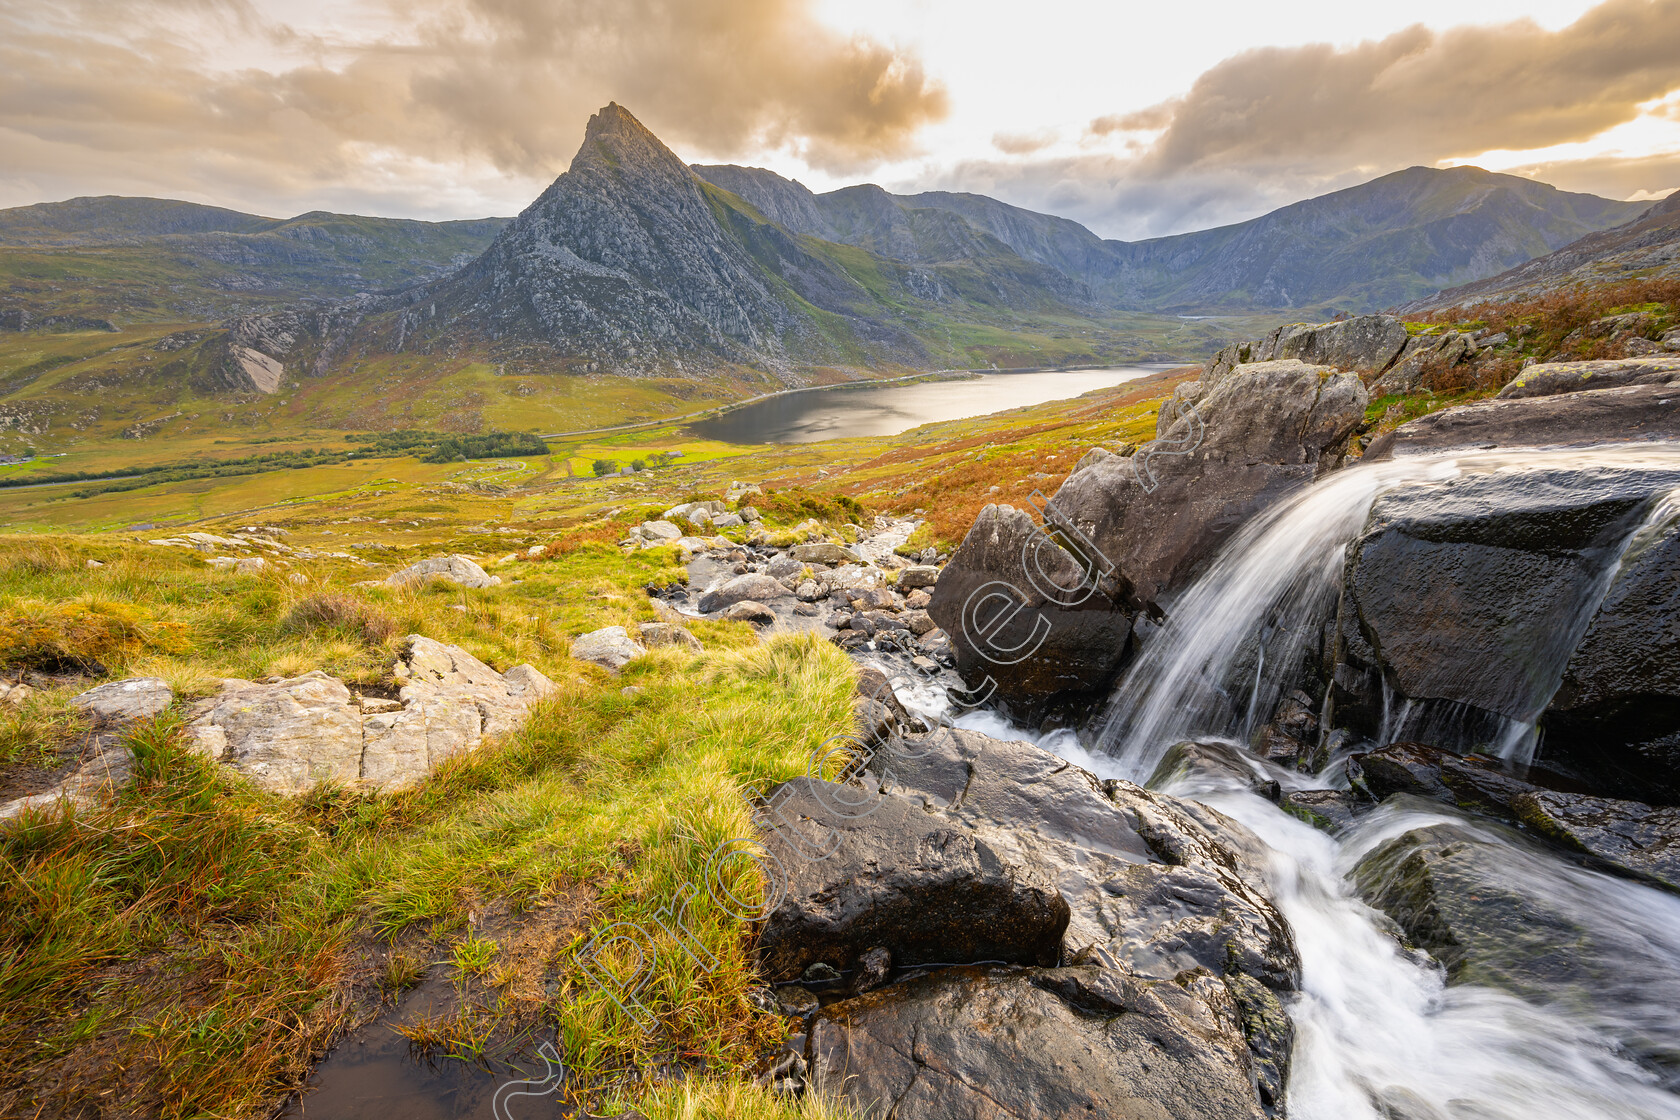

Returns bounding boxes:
[282,594,397,647]
[593,459,618,477]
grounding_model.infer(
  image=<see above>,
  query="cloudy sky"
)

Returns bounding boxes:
[2,0,1678,239]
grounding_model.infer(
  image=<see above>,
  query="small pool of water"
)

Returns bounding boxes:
[689,366,1170,444]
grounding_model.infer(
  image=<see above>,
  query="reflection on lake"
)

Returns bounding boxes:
[689,366,1169,444]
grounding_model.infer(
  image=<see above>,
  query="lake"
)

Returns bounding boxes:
[689,366,1171,444]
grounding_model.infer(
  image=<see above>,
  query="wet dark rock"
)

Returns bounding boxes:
[756,775,1071,980]
[1148,739,1268,791]
[756,728,1298,1113]
[1329,465,1680,792]
[1349,741,1544,819]
[852,946,892,994]
[1513,790,1680,892]
[880,729,1298,988]
[1543,498,1680,801]
[807,964,1270,1120]
[1352,819,1680,1081]
[1278,789,1367,833]
[932,358,1365,719]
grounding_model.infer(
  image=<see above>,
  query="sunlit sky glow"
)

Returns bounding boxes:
[0,0,1676,239]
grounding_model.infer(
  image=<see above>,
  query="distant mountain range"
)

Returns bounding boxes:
[695,162,1645,313]
[320,105,1651,378]
[0,103,1666,435]
[1406,189,1680,310]
[0,198,507,322]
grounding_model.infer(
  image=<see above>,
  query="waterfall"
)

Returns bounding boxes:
[988,441,1680,1120]
[1093,444,1680,777]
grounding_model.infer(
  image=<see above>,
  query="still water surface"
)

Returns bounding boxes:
[689,365,1168,444]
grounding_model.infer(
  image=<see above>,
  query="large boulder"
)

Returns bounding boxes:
[1496,355,1680,400]
[931,359,1366,715]
[757,728,1298,1111]
[755,775,1071,979]
[1364,383,1680,459]
[925,504,1132,718]
[807,964,1268,1120]
[385,554,500,590]
[697,573,794,613]
[1328,464,1680,798]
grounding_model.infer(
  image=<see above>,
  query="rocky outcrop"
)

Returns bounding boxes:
[1364,383,1680,459]
[1204,314,1408,382]
[807,964,1269,1120]
[1326,464,1680,797]
[185,637,555,793]
[1368,330,1477,395]
[759,727,1299,1115]
[385,554,501,590]
[932,358,1366,715]
[1497,356,1680,400]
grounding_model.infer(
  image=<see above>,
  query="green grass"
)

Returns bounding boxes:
[0,527,860,1116]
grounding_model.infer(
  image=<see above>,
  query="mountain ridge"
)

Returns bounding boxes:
[693,162,1647,312]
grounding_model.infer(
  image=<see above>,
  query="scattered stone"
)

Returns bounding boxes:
[792,543,861,565]
[793,602,819,617]
[235,556,266,575]
[903,588,931,610]
[637,622,702,652]
[85,559,103,569]
[69,678,173,725]
[570,626,647,671]
[722,600,777,625]
[794,579,821,601]
[895,565,939,589]
[385,554,501,590]
[900,609,935,636]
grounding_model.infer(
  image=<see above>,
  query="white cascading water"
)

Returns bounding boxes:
[935,443,1680,1120]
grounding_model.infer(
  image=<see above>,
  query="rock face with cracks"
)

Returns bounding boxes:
[757,727,1299,1117]
[185,636,555,794]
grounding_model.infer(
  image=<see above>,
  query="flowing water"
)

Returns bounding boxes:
[938,443,1680,1120]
